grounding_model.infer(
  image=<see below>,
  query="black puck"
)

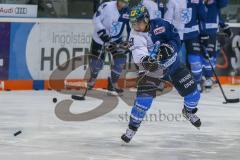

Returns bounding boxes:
[230,89,235,92]
[14,130,22,136]
[53,98,57,103]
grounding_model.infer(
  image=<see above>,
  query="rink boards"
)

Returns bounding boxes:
[0,18,239,90]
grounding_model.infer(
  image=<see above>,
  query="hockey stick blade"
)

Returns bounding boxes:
[71,95,86,101]
[224,98,240,104]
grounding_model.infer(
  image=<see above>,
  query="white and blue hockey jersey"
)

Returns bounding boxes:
[164,0,207,40]
[129,18,181,70]
[92,1,130,45]
[205,0,228,35]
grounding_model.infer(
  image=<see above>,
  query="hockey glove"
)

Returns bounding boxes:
[97,29,111,43]
[222,24,233,39]
[119,41,130,50]
[142,56,159,72]
[106,42,117,52]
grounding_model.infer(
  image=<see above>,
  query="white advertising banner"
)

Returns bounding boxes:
[0,4,38,18]
[26,21,111,80]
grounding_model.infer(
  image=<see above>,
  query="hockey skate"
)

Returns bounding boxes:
[107,77,123,96]
[121,128,136,143]
[204,77,213,92]
[182,106,201,128]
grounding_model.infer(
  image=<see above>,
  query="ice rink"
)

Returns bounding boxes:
[0,86,240,160]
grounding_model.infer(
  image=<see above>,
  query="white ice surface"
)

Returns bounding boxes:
[0,86,240,160]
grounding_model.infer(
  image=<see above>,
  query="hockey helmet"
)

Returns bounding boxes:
[129,4,150,24]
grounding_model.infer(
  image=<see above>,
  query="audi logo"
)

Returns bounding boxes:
[15,7,27,14]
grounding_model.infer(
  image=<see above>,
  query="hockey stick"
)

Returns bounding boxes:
[203,47,240,104]
[105,41,130,52]
[70,81,88,101]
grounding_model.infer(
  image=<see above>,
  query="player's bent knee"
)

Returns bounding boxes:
[89,58,104,72]
[189,61,203,83]
[188,54,203,77]
[112,63,124,75]
[112,57,126,72]
[171,64,197,97]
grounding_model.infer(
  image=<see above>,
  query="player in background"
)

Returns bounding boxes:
[121,5,201,143]
[141,0,163,19]
[88,0,131,95]
[164,0,209,92]
[156,0,166,18]
[202,0,232,90]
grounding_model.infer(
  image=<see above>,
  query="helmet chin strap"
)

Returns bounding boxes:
[143,24,150,32]
[144,19,150,32]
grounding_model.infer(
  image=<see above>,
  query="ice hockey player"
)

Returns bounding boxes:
[164,0,209,92]
[88,0,131,95]
[121,5,201,143]
[201,0,231,90]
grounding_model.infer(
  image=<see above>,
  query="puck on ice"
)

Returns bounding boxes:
[14,130,22,136]
[53,98,57,103]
